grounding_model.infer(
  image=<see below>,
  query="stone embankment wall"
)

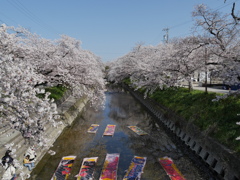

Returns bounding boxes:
[126,87,240,180]
[0,95,88,179]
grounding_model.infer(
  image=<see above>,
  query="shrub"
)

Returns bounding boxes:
[37,85,67,101]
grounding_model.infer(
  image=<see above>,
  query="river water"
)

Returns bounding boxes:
[30,87,206,180]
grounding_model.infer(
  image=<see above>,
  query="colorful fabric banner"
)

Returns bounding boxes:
[51,156,76,180]
[123,156,147,180]
[159,157,186,180]
[87,124,99,133]
[103,125,116,136]
[127,126,148,135]
[75,157,98,180]
[99,153,120,180]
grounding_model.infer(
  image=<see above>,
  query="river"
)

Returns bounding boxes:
[30,87,206,180]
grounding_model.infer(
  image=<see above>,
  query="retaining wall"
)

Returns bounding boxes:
[126,86,240,180]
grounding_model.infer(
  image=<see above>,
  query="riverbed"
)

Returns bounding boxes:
[30,88,205,180]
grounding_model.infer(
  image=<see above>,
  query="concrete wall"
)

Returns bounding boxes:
[127,87,240,180]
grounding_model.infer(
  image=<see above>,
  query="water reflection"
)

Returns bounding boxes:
[30,87,204,180]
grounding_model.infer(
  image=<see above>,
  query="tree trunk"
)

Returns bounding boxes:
[188,80,193,92]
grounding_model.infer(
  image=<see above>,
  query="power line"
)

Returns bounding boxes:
[169,20,192,30]
[0,11,18,25]
[7,0,44,26]
[169,0,239,30]
[14,0,60,34]
[152,0,240,44]
[214,0,239,11]
[6,0,61,35]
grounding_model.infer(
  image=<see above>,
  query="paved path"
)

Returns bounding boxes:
[192,84,229,94]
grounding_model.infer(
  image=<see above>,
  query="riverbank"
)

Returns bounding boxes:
[147,87,240,153]
[124,85,240,180]
[0,95,88,179]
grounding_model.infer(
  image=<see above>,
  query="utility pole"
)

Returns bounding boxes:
[163,28,169,43]
[205,46,208,93]
[199,42,209,93]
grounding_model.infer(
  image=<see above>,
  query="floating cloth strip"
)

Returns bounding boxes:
[103,125,116,136]
[99,153,120,180]
[75,157,98,180]
[127,126,148,135]
[159,157,186,180]
[87,124,99,133]
[51,155,76,180]
[123,156,147,180]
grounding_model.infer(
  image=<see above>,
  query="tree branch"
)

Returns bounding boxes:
[231,3,240,24]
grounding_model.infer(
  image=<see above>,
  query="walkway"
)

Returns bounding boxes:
[192,83,229,94]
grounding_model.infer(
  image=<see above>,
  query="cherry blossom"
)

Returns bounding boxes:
[0,24,106,148]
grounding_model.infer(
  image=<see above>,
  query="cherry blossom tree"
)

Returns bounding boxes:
[4,26,106,108]
[192,4,240,86]
[0,24,19,56]
[164,36,207,91]
[0,25,60,147]
[108,43,184,96]
[53,35,106,108]
[107,51,138,84]
[108,37,209,94]
[0,24,106,146]
[0,53,60,141]
[127,44,179,94]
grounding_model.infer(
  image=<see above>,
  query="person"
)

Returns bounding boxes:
[1,150,13,168]
[24,146,37,162]
[23,155,34,171]
[1,162,16,180]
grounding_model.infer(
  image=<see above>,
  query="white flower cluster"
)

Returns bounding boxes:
[107,40,205,92]
[14,28,106,109]
[0,53,59,146]
[0,24,106,149]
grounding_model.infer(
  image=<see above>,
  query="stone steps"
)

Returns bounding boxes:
[0,129,21,156]
[0,129,28,176]
[43,122,64,145]
[0,122,11,136]
[0,95,87,179]
[0,124,65,178]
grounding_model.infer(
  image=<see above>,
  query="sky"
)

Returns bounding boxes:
[0,0,239,62]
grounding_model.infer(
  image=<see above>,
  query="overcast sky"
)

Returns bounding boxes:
[0,0,239,62]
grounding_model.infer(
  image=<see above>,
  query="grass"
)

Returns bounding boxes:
[37,85,67,101]
[122,78,131,85]
[148,87,240,153]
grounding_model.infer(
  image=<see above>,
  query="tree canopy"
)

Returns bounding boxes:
[0,24,106,149]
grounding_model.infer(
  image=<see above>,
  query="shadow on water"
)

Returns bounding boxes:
[30,86,205,180]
